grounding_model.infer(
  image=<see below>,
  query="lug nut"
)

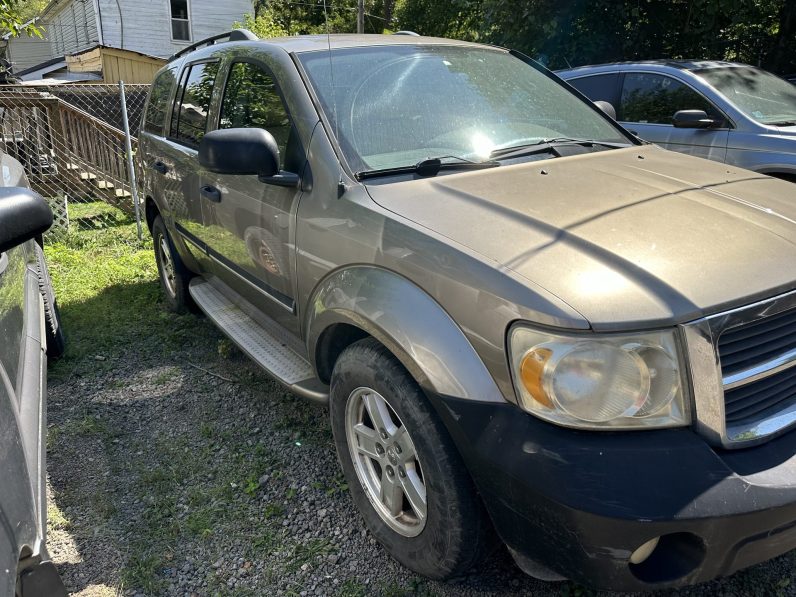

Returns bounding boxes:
[386,466,395,478]
[398,466,406,478]
[379,428,389,440]
[394,443,402,454]
[375,443,384,455]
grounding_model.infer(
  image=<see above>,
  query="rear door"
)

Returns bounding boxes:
[619,71,730,162]
[139,64,179,218]
[161,60,220,266]
[199,59,305,330]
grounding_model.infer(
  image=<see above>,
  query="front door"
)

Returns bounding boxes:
[200,60,304,329]
[619,72,730,163]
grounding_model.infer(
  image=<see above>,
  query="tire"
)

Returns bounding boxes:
[34,243,65,360]
[152,215,194,313]
[330,338,494,580]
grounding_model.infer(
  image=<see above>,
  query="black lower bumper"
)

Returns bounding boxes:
[429,394,796,591]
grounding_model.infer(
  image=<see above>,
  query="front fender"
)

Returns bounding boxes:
[305,266,505,403]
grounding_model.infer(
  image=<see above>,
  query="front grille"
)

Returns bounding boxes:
[718,308,796,377]
[723,366,796,425]
[715,305,796,442]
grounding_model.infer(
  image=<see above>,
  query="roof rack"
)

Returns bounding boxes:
[168,29,258,62]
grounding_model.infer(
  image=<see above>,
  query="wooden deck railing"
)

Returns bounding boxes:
[0,90,137,215]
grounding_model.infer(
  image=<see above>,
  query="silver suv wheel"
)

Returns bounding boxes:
[158,235,177,298]
[345,386,427,537]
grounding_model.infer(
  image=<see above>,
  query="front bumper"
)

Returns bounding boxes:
[429,395,796,591]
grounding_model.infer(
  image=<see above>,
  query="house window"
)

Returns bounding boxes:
[170,0,191,42]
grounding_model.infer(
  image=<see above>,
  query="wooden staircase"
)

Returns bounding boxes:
[0,91,138,217]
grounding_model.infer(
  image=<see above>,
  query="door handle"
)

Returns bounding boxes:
[151,160,169,174]
[200,185,221,203]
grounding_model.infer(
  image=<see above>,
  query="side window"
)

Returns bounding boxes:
[568,73,621,109]
[219,62,292,168]
[620,72,718,124]
[143,65,178,135]
[169,61,219,147]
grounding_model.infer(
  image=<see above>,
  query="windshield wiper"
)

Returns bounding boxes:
[768,121,796,126]
[489,138,630,160]
[357,155,499,180]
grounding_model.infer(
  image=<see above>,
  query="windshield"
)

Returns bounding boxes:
[695,66,796,125]
[298,45,630,174]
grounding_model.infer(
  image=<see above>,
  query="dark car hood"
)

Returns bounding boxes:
[365,145,796,330]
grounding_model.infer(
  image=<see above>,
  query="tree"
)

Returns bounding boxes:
[234,12,288,38]
[1,0,46,37]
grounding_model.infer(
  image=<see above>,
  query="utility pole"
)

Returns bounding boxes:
[357,0,364,33]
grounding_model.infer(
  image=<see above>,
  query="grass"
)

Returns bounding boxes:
[43,202,211,381]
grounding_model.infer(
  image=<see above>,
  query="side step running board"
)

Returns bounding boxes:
[189,278,328,403]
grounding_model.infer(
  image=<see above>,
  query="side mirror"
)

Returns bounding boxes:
[0,187,52,253]
[199,128,280,177]
[199,128,300,188]
[594,100,617,120]
[672,110,719,129]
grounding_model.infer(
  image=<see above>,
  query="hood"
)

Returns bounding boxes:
[365,145,796,330]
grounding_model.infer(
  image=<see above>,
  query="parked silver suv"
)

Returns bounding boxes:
[139,32,796,591]
[558,60,796,180]
[0,152,66,596]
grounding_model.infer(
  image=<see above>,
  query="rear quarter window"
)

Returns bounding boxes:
[568,73,621,109]
[143,65,179,135]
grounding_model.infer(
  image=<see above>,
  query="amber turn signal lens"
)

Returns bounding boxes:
[519,347,554,408]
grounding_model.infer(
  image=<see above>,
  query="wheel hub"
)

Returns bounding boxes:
[345,387,427,537]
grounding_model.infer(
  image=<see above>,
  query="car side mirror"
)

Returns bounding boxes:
[672,110,719,129]
[199,128,279,176]
[0,187,52,253]
[594,100,617,120]
[199,128,300,188]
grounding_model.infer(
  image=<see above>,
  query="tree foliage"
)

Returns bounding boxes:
[395,0,796,74]
[1,0,46,37]
[234,13,288,38]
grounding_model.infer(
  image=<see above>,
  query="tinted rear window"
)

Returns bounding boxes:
[143,65,178,135]
[568,73,621,108]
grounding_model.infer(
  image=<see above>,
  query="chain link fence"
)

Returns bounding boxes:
[0,83,148,235]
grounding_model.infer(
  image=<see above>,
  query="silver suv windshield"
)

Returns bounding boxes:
[694,66,796,126]
[298,45,630,174]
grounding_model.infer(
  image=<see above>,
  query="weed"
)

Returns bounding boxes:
[263,502,284,519]
[121,552,164,594]
[287,538,334,571]
[47,502,70,531]
[338,579,368,597]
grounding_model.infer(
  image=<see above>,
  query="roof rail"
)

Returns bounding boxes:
[393,31,420,36]
[168,29,258,62]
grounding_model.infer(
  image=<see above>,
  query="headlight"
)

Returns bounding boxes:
[509,325,689,429]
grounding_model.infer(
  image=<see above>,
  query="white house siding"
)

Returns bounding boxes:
[46,0,99,56]
[98,0,252,59]
[5,31,54,72]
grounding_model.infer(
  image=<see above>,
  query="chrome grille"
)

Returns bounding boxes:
[681,290,796,448]
[718,308,796,377]
[723,366,796,425]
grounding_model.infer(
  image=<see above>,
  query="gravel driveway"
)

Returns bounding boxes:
[45,320,796,597]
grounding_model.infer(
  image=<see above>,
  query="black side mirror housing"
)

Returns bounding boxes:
[0,187,53,253]
[199,128,280,177]
[594,100,617,121]
[673,109,720,129]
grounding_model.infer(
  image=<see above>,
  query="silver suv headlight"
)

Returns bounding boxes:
[509,325,690,429]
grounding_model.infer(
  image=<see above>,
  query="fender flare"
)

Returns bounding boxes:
[305,266,505,403]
